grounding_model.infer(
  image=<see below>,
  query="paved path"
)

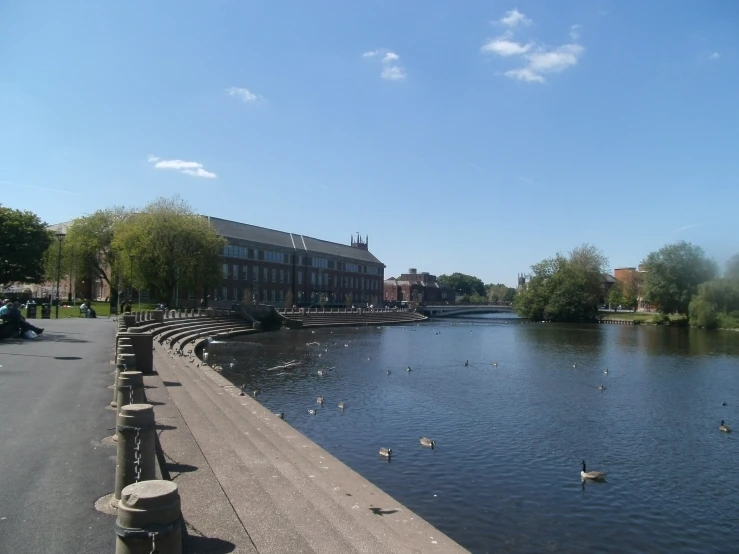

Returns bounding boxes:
[0,318,118,554]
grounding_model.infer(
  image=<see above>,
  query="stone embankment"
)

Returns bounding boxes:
[112,308,465,553]
[277,307,427,328]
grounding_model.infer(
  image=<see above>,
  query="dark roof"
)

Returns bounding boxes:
[207,216,384,266]
[601,273,617,284]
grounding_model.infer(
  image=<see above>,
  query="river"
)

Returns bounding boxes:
[206,315,739,553]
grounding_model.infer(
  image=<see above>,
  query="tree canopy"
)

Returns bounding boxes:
[437,272,486,297]
[112,196,225,302]
[725,254,739,280]
[515,244,608,322]
[641,241,717,314]
[688,278,739,329]
[486,283,516,304]
[0,205,52,286]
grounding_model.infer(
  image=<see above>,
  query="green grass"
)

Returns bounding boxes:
[28,301,165,319]
[599,311,687,324]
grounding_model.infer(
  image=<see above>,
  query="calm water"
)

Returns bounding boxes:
[206,315,739,553]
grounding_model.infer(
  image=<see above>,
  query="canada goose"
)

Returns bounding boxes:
[603,368,609,374]
[420,437,435,448]
[253,389,261,398]
[581,460,606,481]
[275,412,285,419]
[308,409,317,415]
[317,397,324,405]
[573,363,578,368]
[492,362,498,367]
[338,402,346,410]
[379,447,392,458]
[464,360,469,366]
[719,420,731,432]
[407,366,412,372]
[386,370,391,375]
[598,384,606,391]
[317,370,324,376]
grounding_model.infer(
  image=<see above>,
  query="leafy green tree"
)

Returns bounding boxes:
[607,282,623,310]
[0,205,53,286]
[641,241,717,314]
[63,207,128,304]
[486,283,517,304]
[438,272,486,297]
[725,254,739,280]
[112,196,225,303]
[620,270,642,311]
[515,244,608,322]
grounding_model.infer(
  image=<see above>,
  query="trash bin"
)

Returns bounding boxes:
[26,304,37,319]
[40,304,51,319]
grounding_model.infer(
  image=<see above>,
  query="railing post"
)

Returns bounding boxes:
[116,371,146,415]
[113,404,156,505]
[115,480,182,554]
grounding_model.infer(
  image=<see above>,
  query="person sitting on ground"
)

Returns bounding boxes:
[0,301,44,337]
[80,301,90,317]
[121,298,132,313]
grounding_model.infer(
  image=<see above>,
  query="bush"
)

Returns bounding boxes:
[688,297,719,329]
[717,312,739,330]
[652,313,671,325]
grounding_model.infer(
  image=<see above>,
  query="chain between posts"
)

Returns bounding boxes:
[149,531,158,553]
[134,427,142,483]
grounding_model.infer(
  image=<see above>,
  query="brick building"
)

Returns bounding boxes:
[383,269,455,305]
[209,218,385,308]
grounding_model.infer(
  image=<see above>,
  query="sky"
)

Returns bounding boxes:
[2,1,738,286]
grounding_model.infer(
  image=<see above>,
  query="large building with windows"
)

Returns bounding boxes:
[208,217,385,307]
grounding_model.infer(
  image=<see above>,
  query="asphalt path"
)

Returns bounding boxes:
[0,318,118,553]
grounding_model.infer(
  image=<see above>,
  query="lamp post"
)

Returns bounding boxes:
[54,232,65,319]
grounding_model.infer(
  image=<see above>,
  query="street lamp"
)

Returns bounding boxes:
[54,232,65,318]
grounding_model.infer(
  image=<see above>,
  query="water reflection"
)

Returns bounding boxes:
[207,322,739,553]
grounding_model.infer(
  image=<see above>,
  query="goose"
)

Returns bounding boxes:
[603,368,609,374]
[464,360,469,367]
[386,370,391,375]
[338,401,346,410]
[420,437,435,449]
[492,362,498,367]
[308,409,317,415]
[573,363,578,369]
[317,397,324,405]
[379,447,392,459]
[274,412,285,420]
[253,389,261,398]
[317,370,324,377]
[719,420,731,433]
[581,460,606,481]
[406,366,412,372]
[598,384,606,391]
[721,401,727,407]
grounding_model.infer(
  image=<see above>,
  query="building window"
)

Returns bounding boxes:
[233,287,238,301]
[279,290,284,302]
[222,263,229,279]
[298,255,303,266]
[242,266,248,280]
[280,269,284,283]
[271,290,276,302]
[263,268,268,282]
[221,286,227,299]
[258,250,264,261]
[262,289,267,301]
[298,271,302,284]
[271,269,276,282]
[297,290,303,301]
[323,273,328,287]
[233,264,238,280]
[287,271,291,284]
[253,266,258,281]
[311,272,316,285]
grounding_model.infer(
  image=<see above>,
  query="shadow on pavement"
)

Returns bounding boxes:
[185,534,237,553]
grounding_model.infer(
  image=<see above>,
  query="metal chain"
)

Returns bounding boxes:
[129,384,134,406]
[133,427,142,483]
[149,531,159,554]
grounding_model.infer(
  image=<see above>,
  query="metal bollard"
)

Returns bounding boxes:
[113,404,156,504]
[117,352,137,371]
[116,371,145,416]
[115,480,182,554]
[111,362,128,407]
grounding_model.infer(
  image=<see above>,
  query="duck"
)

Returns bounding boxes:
[420,437,435,449]
[386,370,391,375]
[317,396,324,405]
[597,384,606,391]
[581,460,606,481]
[338,401,346,410]
[308,409,317,415]
[379,447,392,459]
[572,363,578,369]
[721,401,727,406]
[492,362,498,367]
[719,420,731,433]
[603,368,609,374]
[464,360,469,366]
[317,370,324,377]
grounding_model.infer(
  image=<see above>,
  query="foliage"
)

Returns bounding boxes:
[486,283,516,304]
[437,272,486,297]
[112,196,225,302]
[606,281,623,309]
[688,278,739,329]
[641,241,717,315]
[651,313,671,325]
[515,244,608,322]
[0,205,53,286]
[62,207,129,303]
[619,270,642,311]
[725,254,739,280]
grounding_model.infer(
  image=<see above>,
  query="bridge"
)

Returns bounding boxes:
[419,304,515,317]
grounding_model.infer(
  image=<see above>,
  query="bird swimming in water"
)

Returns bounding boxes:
[407,366,412,372]
[386,370,391,375]
[464,360,469,366]
[308,409,317,415]
[338,401,346,410]
[573,363,578,369]
[420,437,435,449]
[317,397,324,405]
[492,362,498,367]
[598,384,606,391]
[719,420,731,433]
[379,447,392,459]
[581,460,606,481]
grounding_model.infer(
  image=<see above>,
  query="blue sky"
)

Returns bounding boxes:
[2,1,737,285]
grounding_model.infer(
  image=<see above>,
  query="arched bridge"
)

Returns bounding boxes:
[419,304,515,317]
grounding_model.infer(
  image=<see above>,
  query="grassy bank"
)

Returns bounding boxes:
[598,311,687,324]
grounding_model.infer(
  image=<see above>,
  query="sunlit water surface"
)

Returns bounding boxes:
[206,316,739,553]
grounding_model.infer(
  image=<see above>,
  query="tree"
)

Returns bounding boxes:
[112,196,225,303]
[437,272,486,297]
[0,205,52,286]
[641,241,717,314]
[607,282,623,310]
[63,207,128,304]
[486,283,516,304]
[725,254,739,280]
[515,244,608,322]
[620,270,643,311]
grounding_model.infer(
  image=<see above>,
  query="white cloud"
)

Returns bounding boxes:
[481,36,533,56]
[570,24,581,41]
[709,52,720,60]
[364,49,407,80]
[527,44,584,74]
[225,86,264,103]
[504,68,545,83]
[499,9,532,27]
[148,157,217,179]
